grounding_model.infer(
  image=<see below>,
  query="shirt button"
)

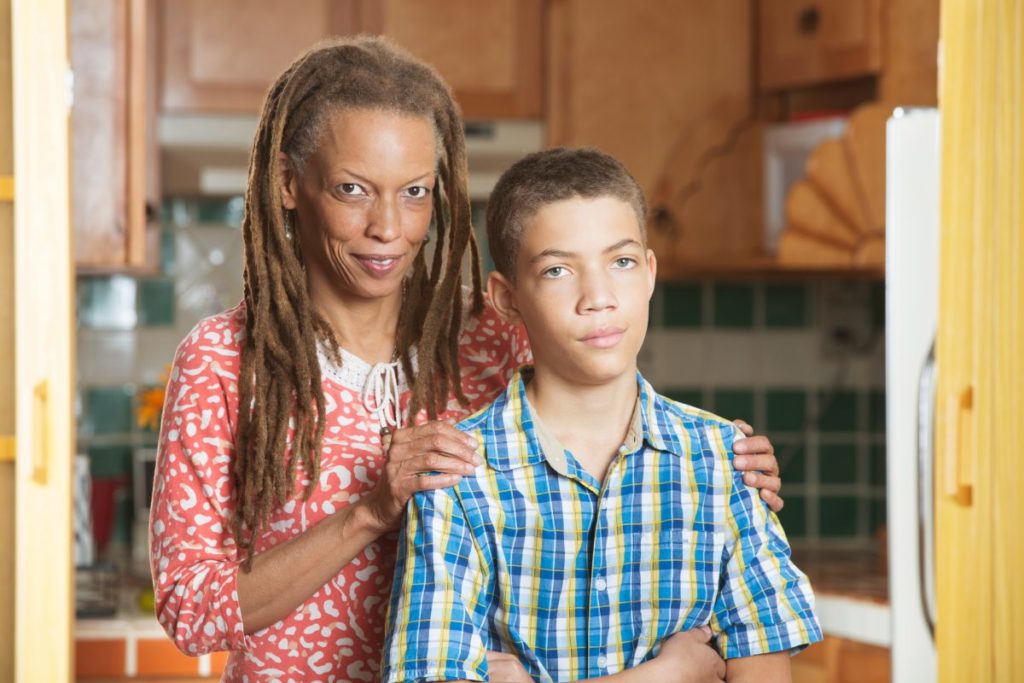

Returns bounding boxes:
[595,577,607,592]
[597,655,608,668]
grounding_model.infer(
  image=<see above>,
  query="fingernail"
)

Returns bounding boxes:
[744,472,756,484]
[473,454,483,466]
[733,457,746,469]
[464,435,477,447]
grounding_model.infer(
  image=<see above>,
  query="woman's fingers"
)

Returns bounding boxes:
[388,422,479,466]
[732,451,779,477]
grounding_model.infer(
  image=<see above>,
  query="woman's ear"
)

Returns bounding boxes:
[487,270,523,324]
[279,152,299,210]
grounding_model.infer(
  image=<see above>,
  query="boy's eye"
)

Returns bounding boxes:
[613,257,637,268]
[542,265,568,279]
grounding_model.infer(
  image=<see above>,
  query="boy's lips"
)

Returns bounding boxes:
[579,326,626,349]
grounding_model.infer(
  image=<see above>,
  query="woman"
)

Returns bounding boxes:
[150,36,784,682]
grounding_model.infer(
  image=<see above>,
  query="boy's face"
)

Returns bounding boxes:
[489,195,656,387]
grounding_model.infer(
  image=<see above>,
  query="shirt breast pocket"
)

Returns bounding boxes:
[636,527,724,637]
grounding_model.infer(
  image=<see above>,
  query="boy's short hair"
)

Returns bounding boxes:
[485,147,648,280]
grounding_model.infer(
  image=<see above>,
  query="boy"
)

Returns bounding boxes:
[382,148,821,683]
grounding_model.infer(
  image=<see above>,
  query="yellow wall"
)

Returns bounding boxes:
[936,0,1024,681]
[0,0,15,677]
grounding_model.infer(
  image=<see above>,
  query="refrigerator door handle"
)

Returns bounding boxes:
[917,341,938,638]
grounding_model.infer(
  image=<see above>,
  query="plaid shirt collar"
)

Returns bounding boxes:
[483,366,680,474]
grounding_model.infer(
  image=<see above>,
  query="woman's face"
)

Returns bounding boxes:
[281,108,437,303]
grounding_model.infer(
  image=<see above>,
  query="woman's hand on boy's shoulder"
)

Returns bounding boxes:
[730,420,784,513]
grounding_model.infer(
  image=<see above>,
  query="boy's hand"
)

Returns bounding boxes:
[649,628,726,682]
[486,650,533,683]
[731,420,784,513]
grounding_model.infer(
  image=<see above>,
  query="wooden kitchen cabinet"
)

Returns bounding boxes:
[547,0,764,276]
[792,636,890,683]
[758,0,883,91]
[160,0,543,120]
[362,0,543,119]
[71,0,159,271]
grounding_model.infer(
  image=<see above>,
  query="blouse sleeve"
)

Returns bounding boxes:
[149,317,251,655]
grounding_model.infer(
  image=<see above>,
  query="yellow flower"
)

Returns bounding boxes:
[136,364,171,431]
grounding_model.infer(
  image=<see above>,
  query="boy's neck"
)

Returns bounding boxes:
[525,364,640,483]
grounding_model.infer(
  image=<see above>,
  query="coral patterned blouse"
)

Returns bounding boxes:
[150,300,530,682]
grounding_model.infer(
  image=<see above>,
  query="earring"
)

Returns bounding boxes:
[284,212,293,240]
[422,232,431,244]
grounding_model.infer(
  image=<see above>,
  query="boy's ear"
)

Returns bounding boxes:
[645,248,658,297]
[487,270,523,324]
[279,152,299,210]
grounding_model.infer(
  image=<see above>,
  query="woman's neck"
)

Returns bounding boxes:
[307,274,404,364]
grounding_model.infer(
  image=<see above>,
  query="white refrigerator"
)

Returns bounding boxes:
[885,107,939,682]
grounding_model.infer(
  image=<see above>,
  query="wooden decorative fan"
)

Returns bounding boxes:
[777,103,889,269]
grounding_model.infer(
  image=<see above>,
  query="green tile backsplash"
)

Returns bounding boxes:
[137,278,176,326]
[712,283,754,328]
[82,386,135,435]
[819,390,859,432]
[819,496,859,537]
[778,495,807,538]
[663,282,703,327]
[713,389,754,423]
[819,441,858,485]
[776,441,807,485]
[664,388,703,407]
[764,284,807,328]
[765,389,806,432]
[644,279,886,545]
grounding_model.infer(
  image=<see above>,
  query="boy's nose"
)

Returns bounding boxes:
[578,273,617,313]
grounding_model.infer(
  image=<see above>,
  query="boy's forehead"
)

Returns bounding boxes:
[520,195,643,249]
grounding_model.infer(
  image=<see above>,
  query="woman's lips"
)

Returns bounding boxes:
[355,254,403,277]
[580,327,625,349]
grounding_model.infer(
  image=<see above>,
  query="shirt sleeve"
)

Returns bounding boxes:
[381,486,490,683]
[149,325,250,656]
[709,423,823,659]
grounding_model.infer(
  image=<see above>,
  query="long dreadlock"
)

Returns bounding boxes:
[233,36,483,564]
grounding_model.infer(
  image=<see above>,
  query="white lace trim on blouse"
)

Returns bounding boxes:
[317,341,418,431]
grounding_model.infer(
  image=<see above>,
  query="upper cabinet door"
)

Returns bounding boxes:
[159,0,543,120]
[362,0,543,119]
[160,0,362,114]
[758,0,882,91]
[547,0,763,273]
[72,0,155,271]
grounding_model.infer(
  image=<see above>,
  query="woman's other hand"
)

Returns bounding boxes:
[359,420,480,532]
[731,419,784,513]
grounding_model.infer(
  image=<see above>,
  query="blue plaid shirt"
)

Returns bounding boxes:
[382,369,821,682]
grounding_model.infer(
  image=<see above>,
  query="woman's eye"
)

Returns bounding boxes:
[542,266,568,279]
[338,183,365,196]
[405,186,431,198]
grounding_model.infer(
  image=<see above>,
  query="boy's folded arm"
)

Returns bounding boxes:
[725,652,791,682]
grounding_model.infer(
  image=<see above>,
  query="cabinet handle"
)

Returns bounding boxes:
[798,6,821,35]
[31,380,49,484]
[943,385,972,504]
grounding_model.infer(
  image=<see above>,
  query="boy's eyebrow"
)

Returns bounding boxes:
[603,238,644,253]
[529,239,644,264]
